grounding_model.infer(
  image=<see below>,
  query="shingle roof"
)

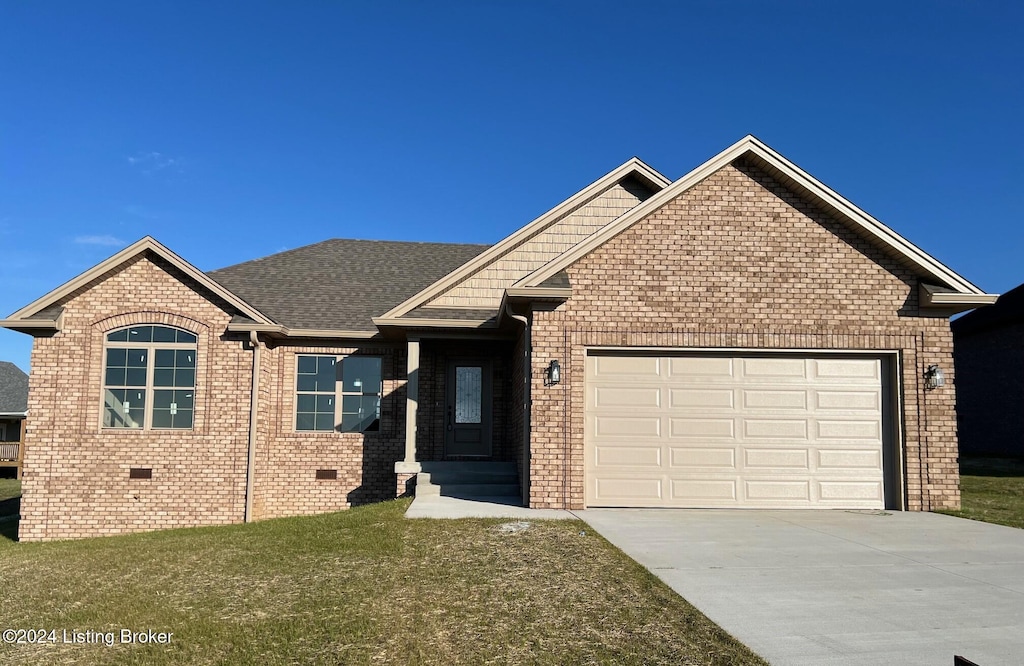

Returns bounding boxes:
[207,239,491,331]
[0,362,28,414]
[952,282,1024,339]
[405,307,500,323]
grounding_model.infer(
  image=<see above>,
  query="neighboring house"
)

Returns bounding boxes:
[0,361,28,479]
[0,136,998,541]
[952,282,1024,458]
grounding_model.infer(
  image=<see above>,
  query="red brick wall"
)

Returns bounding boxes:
[20,254,416,540]
[21,254,253,541]
[528,160,959,511]
[251,342,405,520]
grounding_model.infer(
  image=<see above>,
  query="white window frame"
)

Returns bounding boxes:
[101,325,198,430]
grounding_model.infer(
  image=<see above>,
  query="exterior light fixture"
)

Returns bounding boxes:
[545,360,561,386]
[924,364,945,390]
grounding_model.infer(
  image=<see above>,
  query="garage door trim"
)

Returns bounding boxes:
[583,347,904,510]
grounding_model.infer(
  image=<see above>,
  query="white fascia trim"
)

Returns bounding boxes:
[919,283,999,307]
[0,316,62,332]
[225,322,380,339]
[516,136,986,295]
[372,317,494,329]
[0,412,27,418]
[504,287,572,299]
[6,237,274,325]
[376,158,671,320]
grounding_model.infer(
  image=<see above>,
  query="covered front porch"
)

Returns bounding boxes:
[393,334,530,505]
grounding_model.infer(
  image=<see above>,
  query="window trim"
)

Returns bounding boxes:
[100,325,198,431]
[294,353,383,434]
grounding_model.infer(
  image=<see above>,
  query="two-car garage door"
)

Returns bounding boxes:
[585,352,892,509]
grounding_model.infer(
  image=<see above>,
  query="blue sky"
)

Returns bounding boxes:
[2,1,1022,372]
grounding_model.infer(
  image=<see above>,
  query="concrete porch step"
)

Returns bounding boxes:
[416,461,521,502]
[420,461,517,474]
[418,461,517,485]
[416,483,522,498]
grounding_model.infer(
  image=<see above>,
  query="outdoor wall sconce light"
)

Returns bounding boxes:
[924,364,945,390]
[545,360,561,386]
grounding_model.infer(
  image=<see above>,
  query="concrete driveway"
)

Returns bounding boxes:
[576,509,1024,666]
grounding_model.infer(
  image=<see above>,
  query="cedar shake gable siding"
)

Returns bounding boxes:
[527,160,959,511]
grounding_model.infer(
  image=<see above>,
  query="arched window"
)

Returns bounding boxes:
[102,325,197,429]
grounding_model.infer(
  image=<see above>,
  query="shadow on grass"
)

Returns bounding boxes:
[960,457,1024,478]
[0,494,19,542]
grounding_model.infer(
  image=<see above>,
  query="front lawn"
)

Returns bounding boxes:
[0,499,765,665]
[939,457,1024,529]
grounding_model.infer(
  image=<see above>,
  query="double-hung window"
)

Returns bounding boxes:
[296,355,381,432]
[103,325,197,429]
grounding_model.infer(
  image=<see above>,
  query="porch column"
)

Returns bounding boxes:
[395,337,421,475]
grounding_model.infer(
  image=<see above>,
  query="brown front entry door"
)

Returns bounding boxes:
[445,358,493,457]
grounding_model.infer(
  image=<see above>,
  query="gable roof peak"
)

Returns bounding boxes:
[515,137,992,298]
[377,154,672,320]
[2,235,273,327]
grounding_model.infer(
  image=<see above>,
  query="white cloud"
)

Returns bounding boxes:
[74,235,126,247]
[126,151,184,174]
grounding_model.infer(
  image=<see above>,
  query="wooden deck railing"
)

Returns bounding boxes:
[0,442,19,462]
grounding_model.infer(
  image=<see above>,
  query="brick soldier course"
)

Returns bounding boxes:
[2,136,994,540]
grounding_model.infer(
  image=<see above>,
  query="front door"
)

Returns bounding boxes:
[445,358,493,457]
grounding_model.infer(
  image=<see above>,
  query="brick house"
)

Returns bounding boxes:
[0,361,28,479]
[1,136,997,541]
[952,282,1024,458]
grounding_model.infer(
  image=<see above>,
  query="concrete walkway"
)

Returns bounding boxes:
[577,509,1024,666]
[405,494,575,519]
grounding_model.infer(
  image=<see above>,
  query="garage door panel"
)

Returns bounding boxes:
[670,447,736,468]
[595,445,662,467]
[594,478,663,502]
[743,419,809,440]
[816,420,881,440]
[593,386,661,408]
[818,449,882,469]
[593,355,661,378]
[669,418,735,438]
[669,388,734,408]
[745,480,811,501]
[670,479,737,501]
[742,389,807,410]
[742,357,807,378]
[667,356,734,377]
[813,358,879,380]
[818,481,883,502]
[744,448,809,469]
[586,353,887,509]
[816,389,880,411]
[594,415,661,437]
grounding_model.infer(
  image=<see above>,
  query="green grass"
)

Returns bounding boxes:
[0,499,766,665]
[0,480,20,543]
[0,478,20,503]
[939,458,1024,529]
